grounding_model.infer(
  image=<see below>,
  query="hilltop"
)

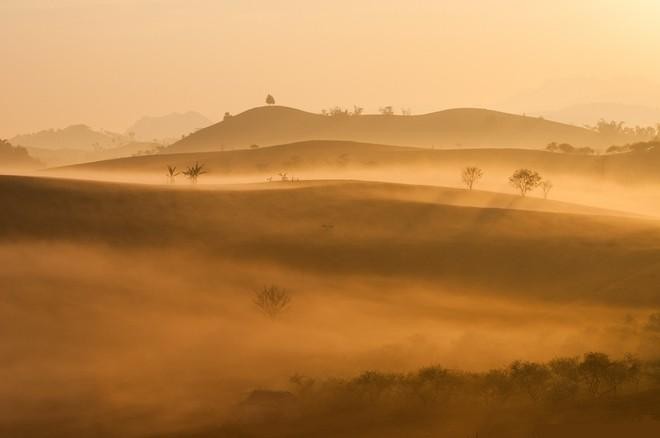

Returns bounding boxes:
[166,106,609,153]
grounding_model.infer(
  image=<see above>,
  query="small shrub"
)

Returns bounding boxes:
[254,285,291,318]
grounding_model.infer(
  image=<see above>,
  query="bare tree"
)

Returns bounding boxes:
[461,166,483,191]
[509,168,542,197]
[254,285,291,318]
[182,162,208,184]
[541,180,553,199]
[166,165,180,184]
[278,171,289,182]
[266,94,276,105]
[401,108,412,116]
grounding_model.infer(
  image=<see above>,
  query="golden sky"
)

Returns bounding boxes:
[2,0,660,137]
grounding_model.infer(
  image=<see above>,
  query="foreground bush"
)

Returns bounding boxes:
[220,353,660,438]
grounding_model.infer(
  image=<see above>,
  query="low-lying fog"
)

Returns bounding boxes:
[41,162,660,218]
[1,241,658,436]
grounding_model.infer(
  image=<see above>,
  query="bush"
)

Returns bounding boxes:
[254,285,291,318]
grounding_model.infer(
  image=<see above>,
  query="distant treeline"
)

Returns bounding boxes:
[545,119,660,155]
[222,352,660,437]
[546,140,660,155]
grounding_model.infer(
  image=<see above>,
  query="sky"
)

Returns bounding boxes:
[2,0,660,137]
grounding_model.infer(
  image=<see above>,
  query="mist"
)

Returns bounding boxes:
[3,1,660,436]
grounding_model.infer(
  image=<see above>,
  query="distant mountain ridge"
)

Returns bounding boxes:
[166,106,611,153]
[10,124,127,151]
[9,124,166,167]
[126,111,212,143]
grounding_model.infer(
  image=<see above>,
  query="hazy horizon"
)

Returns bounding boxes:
[3,0,660,137]
[2,2,660,436]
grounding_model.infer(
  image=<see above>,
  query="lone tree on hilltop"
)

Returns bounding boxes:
[509,168,542,197]
[183,162,208,184]
[461,166,483,191]
[266,94,276,105]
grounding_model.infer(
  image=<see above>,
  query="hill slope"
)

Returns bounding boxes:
[2,176,659,305]
[56,139,660,186]
[166,106,608,153]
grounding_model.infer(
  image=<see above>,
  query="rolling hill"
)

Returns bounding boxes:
[2,175,660,437]
[165,106,610,153]
[55,139,660,186]
[2,175,659,305]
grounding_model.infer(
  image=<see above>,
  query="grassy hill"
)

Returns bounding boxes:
[166,106,609,152]
[55,139,660,186]
[2,175,659,305]
[2,175,659,437]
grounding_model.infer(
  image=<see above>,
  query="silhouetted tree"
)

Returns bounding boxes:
[183,162,208,184]
[166,165,180,184]
[579,352,612,398]
[587,119,625,137]
[379,106,394,116]
[323,106,350,117]
[401,108,412,116]
[481,369,514,404]
[353,105,364,116]
[254,285,291,318]
[266,94,276,105]
[510,361,551,402]
[541,180,553,199]
[461,166,483,191]
[509,168,542,197]
[546,142,594,155]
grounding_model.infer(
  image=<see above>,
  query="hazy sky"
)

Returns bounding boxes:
[2,0,660,137]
